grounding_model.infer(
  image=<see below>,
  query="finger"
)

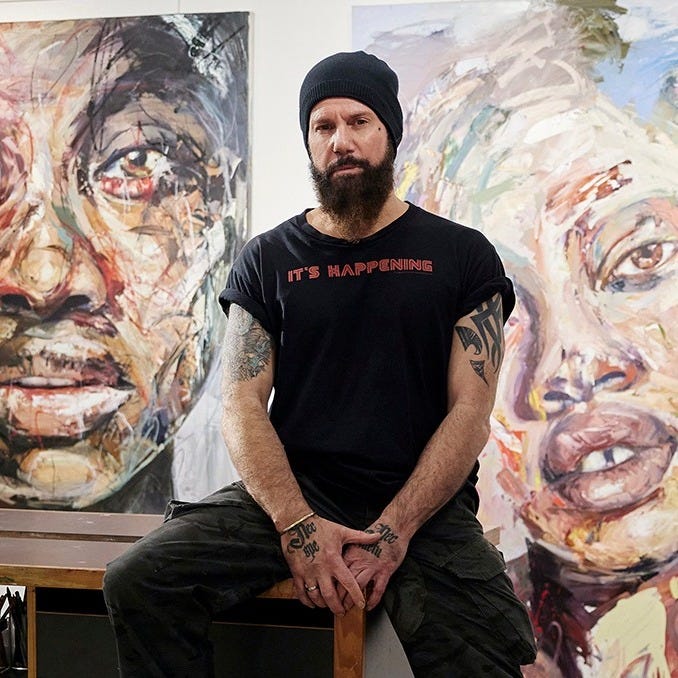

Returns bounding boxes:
[344,570,373,612]
[307,586,327,608]
[335,568,366,612]
[319,580,348,616]
[336,582,350,608]
[292,577,316,608]
[365,575,388,611]
[343,528,382,546]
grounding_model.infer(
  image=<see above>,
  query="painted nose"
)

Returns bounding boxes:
[516,336,642,421]
[543,350,639,409]
[0,202,107,318]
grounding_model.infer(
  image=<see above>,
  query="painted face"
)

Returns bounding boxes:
[402,82,677,572]
[495,140,677,573]
[0,19,245,508]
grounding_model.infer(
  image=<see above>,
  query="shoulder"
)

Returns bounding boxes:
[406,204,497,250]
[236,212,307,259]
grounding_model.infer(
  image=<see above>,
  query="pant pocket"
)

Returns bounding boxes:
[426,536,537,666]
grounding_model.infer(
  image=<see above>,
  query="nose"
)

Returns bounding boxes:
[515,302,642,420]
[0,201,107,319]
[331,123,355,154]
[540,350,639,411]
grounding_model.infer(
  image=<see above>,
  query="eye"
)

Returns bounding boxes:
[0,126,28,206]
[92,147,171,201]
[604,239,677,292]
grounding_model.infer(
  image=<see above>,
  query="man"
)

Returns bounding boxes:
[0,14,248,512]
[103,51,536,676]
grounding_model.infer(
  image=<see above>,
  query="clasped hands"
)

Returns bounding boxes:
[281,514,407,615]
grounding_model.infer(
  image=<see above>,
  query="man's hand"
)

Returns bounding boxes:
[341,522,408,611]
[281,515,380,615]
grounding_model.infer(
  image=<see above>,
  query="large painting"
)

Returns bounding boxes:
[0,13,249,512]
[355,1,677,676]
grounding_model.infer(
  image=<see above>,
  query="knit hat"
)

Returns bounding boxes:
[299,51,403,151]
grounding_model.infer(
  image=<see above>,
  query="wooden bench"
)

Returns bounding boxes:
[0,508,366,678]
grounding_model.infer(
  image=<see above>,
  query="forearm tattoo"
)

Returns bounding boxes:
[224,307,272,381]
[286,519,320,562]
[359,523,399,558]
[455,295,504,385]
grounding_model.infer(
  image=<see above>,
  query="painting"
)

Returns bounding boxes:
[355,1,677,675]
[0,13,249,513]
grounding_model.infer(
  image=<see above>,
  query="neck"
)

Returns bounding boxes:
[308,193,407,242]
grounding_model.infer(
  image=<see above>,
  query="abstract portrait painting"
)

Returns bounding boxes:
[355,1,677,675]
[0,13,249,513]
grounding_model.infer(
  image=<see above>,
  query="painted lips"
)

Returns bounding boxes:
[542,407,676,511]
[0,334,132,439]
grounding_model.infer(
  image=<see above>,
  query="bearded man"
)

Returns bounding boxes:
[103,51,536,677]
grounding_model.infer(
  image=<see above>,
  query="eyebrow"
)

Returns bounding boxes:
[310,106,375,124]
[545,161,633,227]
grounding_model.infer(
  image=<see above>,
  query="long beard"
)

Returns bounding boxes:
[310,146,395,241]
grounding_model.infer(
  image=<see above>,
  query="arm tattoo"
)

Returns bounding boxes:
[455,295,504,385]
[224,308,273,381]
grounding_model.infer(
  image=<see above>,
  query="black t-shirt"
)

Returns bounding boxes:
[220,203,515,511]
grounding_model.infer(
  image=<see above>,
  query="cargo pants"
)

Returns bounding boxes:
[103,481,536,677]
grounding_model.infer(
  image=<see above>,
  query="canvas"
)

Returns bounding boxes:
[0,13,249,513]
[355,1,677,676]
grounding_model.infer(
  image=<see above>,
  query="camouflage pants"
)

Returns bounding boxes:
[103,481,536,677]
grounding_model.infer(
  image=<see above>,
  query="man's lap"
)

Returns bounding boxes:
[107,481,535,672]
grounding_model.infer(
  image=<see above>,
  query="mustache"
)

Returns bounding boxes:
[325,156,372,176]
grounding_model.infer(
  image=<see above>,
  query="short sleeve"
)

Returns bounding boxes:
[218,238,276,335]
[459,232,515,323]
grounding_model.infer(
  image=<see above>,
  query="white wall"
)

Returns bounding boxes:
[0,0,423,237]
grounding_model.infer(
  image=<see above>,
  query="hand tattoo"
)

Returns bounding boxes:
[359,523,399,559]
[286,519,320,561]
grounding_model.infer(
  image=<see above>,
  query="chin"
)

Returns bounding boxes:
[521,483,678,574]
[1,438,164,509]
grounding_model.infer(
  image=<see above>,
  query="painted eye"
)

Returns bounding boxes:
[0,127,28,205]
[93,148,171,200]
[606,240,677,292]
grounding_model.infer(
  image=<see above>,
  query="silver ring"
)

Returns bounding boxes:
[304,584,319,592]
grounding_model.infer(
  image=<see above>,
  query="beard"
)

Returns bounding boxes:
[310,145,396,241]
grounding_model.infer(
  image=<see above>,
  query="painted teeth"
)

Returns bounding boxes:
[579,446,635,473]
[15,377,75,387]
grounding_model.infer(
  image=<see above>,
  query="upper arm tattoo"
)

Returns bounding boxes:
[455,294,504,385]
[224,306,273,381]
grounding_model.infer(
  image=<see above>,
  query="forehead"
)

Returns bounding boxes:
[0,21,134,113]
[309,97,376,121]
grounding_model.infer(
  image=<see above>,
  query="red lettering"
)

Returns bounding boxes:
[308,265,320,279]
[328,265,340,277]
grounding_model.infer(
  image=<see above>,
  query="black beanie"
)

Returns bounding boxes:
[299,51,403,152]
